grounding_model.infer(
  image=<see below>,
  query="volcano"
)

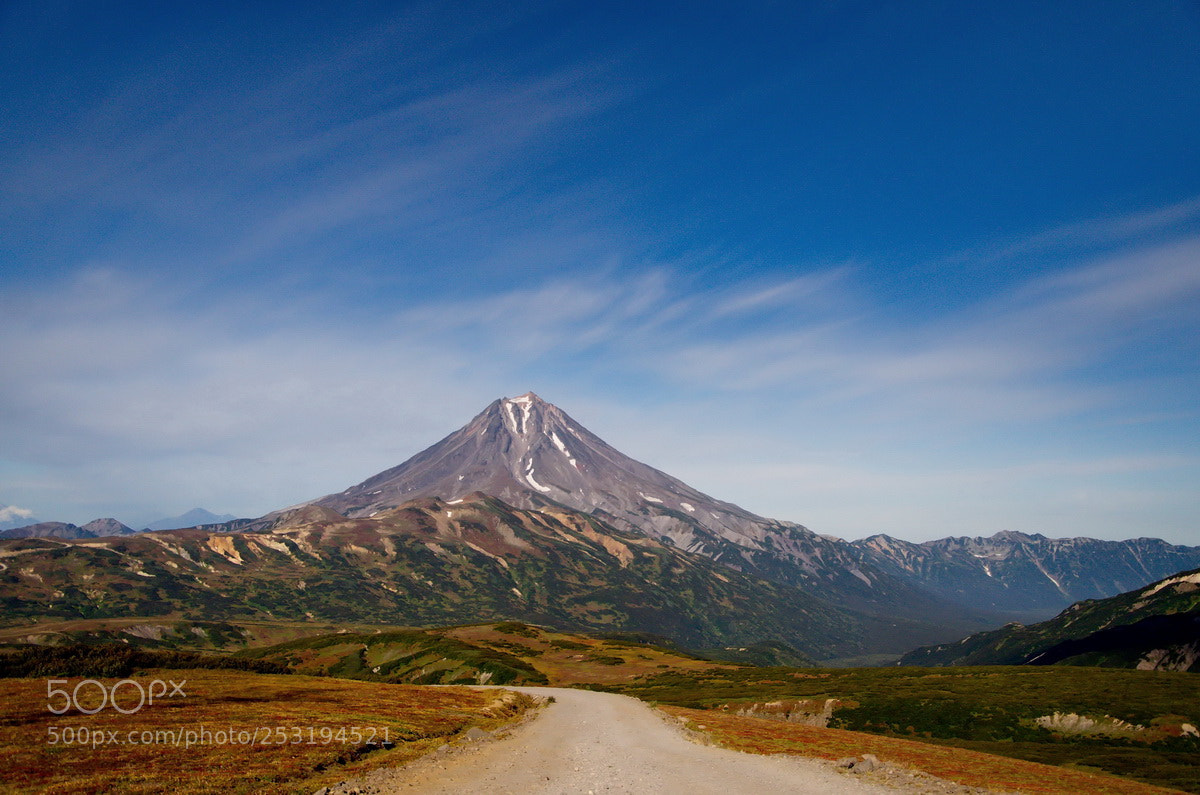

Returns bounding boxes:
[314,392,780,551]
[310,393,964,625]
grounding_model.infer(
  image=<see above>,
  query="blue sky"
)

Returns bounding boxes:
[1,1,1198,542]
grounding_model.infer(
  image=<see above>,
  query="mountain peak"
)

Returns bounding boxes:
[80,518,136,537]
[144,508,237,531]
[491,391,557,439]
[308,395,982,629]
[313,393,773,549]
[507,391,541,404]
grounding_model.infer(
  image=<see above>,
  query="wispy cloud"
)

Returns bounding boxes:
[931,194,1200,270]
[638,234,1200,424]
[1,219,1197,539]
[707,269,852,318]
[0,12,630,292]
[0,268,499,517]
[0,505,34,523]
[221,63,624,268]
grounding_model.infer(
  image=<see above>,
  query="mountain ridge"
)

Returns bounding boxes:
[144,508,238,531]
[854,530,1200,619]
[310,392,1200,624]
[8,392,1196,661]
[0,492,949,658]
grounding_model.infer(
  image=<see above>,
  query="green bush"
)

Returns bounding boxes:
[0,644,288,678]
[493,622,541,638]
[548,638,588,650]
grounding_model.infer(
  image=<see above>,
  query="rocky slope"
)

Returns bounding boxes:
[855,531,1200,619]
[80,518,138,536]
[899,567,1200,670]
[0,493,946,658]
[314,393,795,552]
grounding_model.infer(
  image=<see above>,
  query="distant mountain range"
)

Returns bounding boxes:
[852,531,1200,620]
[3,392,1197,660]
[142,508,237,531]
[0,518,136,540]
[900,567,1200,671]
[0,509,237,539]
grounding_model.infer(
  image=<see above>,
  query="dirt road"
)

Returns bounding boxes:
[328,686,907,794]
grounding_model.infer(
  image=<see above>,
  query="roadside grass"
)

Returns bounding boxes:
[606,665,1200,793]
[234,628,549,685]
[233,620,727,687]
[12,623,1197,791]
[0,669,534,794]
[0,618,744,688]
[442,622,739,685]
[663,706,1181,795]
[0,617,424,651]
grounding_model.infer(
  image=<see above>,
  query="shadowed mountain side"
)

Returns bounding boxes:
[900,567,1200,669]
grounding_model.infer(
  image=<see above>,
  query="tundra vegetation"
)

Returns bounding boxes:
[0,661,535,793]
[600,664,1200,792]
[3,622,1199,793]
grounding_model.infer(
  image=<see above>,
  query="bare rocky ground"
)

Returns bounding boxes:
[322,687,1009,795]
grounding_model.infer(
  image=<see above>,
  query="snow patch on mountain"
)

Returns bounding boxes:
[524,459,552,493]
[549,431,578,467]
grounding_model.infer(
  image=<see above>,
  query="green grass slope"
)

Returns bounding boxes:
[900,567,1200,669]
[236,620,747,686]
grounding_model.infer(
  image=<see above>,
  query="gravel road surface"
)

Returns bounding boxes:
[327,686,914,794]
